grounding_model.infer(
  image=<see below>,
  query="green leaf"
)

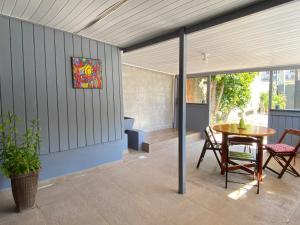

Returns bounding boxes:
[0,113,41,177]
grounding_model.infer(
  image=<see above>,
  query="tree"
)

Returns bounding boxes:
[210,72,257,123]
[259,92,286,113]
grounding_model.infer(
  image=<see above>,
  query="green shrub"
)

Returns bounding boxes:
[259,92,287,111]
[259,92,269,114]
[272,94,286,109]
[0,113,41,178]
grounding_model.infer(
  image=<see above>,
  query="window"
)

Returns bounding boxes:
[271,69,300,110]
[186,77,207,104]
[260,71,270,82]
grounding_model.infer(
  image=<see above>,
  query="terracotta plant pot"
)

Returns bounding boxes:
[10,171,39,212]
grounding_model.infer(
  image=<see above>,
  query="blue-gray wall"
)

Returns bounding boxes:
[268,110,300,147]
[186,103,209,133]
[0,15,124,190]
[174,103,209,135]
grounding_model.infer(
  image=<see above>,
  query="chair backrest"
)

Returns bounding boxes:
[278,129,300,152]
[204,126,218,145]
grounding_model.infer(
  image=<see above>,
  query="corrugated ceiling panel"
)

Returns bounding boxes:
[114,0,255,46]
[1,0,17,15]
[10,0,30,17]
[37,0,70,25]
[0,0,299,74]
[81,0,255,46]
[47,0,87,28]
[62,0,120,32]
[21,0,43,19]
[0,0,255,47]
[29,0,56,21]
[123,1,300,74]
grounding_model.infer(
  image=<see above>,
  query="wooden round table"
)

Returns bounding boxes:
[213,123,276,180]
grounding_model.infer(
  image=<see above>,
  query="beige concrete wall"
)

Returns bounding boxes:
[123,64,174,131]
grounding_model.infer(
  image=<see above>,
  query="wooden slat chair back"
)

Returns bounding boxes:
[207,126,218,145]
[197,126,222,169]
[278,129,300,148]
[263,129,300,178]
[228,135,257,153]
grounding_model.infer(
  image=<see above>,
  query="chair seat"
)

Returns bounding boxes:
[263,129,300,179]
[265,143,295,154]
[229,151,255,161]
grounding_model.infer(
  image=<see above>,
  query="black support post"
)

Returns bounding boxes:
[178,29,186,194]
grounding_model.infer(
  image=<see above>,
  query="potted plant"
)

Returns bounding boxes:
[0,112,41,212]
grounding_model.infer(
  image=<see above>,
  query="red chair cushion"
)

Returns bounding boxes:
[265,144,295,154]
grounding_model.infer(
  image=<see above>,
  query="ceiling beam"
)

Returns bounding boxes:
[122,0,295,53]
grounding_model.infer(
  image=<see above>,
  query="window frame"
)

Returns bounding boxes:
[186,76,209,105]
[270,69,300,111]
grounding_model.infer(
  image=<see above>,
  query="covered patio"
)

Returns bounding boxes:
[0,0,300,225]
[1,139,300,225]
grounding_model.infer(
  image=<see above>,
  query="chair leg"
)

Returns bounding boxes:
[263,154,273,169]
[225,151,228,189]
[278,155,294,179]
[197,142,207,168]
[213,150,222,169]
[256,150,259,194]
[257,174,260,194]
[243,145,252,153]
[287,162,300,177]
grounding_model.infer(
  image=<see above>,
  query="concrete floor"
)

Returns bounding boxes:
[0,140,300,225]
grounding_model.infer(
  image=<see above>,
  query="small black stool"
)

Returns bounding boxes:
[125,129,144,151]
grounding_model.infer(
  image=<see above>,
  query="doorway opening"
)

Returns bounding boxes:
[209,71,271,127]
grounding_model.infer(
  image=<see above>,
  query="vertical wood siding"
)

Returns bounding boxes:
[89,40,102,144]
[105,44,115,141]
[269,110,300,147]
[82,37,94,146]
[0,16,123,155]
[34,24,50,154]
[73,35,86,148]
[98,42,109,143]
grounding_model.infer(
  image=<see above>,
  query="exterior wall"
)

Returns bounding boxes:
[123,64,174,131]
[0,15,124,189]
[268,110,300,148]
[174,76,209,133]
[186,104,209,133]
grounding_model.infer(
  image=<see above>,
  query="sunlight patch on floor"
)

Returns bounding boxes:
[227,175,266,200]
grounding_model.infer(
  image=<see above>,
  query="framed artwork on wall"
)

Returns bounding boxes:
[72,57,102,89]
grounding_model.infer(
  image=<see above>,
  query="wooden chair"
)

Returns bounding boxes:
[228,136,257,153]
[225,142,260,194]
[197,126,258,169]
[263,129,300,179]
[197,126,222,169]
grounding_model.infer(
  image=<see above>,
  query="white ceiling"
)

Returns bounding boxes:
[1,0,299,74]
[123,0,300,74]
[0,0,255,47]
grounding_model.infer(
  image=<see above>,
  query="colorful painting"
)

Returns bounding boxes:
[72,57,102,89]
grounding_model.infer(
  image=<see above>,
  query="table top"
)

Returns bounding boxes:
[213,123,276,137]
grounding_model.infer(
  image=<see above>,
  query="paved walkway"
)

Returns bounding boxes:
[0,140,300,225]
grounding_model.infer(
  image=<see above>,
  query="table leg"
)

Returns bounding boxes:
[221,133,228,175]
[257,137,263,181]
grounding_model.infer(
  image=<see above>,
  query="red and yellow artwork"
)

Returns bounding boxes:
[72,57,102,89]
